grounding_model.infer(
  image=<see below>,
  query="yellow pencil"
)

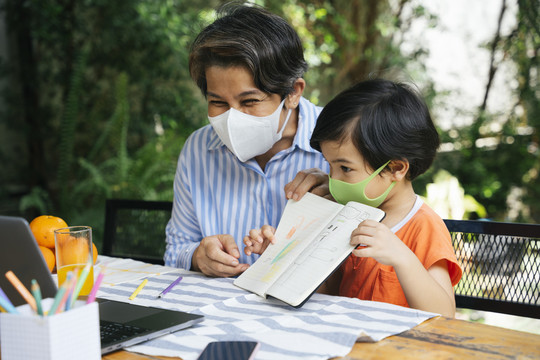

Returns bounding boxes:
[5,271,37,312]
[129,278,148,300]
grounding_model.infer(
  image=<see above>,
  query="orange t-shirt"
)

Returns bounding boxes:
[339,200,463,307]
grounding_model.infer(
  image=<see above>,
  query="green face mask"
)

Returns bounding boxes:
[329,160,396,207]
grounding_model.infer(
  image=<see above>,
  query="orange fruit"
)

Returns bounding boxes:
[57,236,90,265]
[29,215,68,249]
[39,246,55,272]
[92,242,98,264]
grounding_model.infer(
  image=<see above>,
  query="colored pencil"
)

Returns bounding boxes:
[47,281,69,316]
[64,268,80,311]
[87,269,105,304]
[0,286,15,310]
[69,262,92,308]
[0,293,18,314]
[31,279,43,316]
[129,278,148,300]
[55,278,75,314]
[5,271,36,312]
[157,275,183,298]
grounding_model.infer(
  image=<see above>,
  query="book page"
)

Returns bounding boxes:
[266,201,385,306]
[234,193,344,297]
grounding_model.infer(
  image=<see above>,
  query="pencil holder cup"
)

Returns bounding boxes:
[0,299,100,360]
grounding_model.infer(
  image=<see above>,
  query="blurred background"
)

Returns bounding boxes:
[0,0,538,250]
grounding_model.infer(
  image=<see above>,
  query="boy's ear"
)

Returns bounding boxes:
[388,160,409,181]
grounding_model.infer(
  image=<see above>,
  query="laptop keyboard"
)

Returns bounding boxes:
[100,321,148,344]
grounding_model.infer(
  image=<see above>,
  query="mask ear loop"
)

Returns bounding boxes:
[276,108,293,138]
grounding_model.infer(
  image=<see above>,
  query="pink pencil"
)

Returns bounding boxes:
[56,273,76,314]
[86,269,104,304]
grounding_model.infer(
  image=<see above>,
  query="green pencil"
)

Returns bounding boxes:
[31,279,43,316]
[69,262,92,308]
[48,281,68,316]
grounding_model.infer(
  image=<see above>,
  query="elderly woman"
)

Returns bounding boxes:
[164,3,329,277]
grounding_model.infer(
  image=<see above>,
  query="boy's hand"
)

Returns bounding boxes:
[350,220,411,267]
[243,225,276,255]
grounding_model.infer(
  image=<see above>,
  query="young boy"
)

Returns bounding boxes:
[244,79,462,317]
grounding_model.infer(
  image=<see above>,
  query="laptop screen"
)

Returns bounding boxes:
[0,216,58,306]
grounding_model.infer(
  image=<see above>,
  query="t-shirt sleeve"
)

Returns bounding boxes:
[402,208,463,287]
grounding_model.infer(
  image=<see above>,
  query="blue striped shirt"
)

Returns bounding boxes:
[164,97,329,269]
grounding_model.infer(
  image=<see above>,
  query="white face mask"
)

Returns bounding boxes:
[208,99,293,162]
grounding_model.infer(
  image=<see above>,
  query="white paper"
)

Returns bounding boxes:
[95,256,177,286]
[234,193,344,297]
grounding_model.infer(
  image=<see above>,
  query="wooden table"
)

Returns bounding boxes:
[102,316,540,359]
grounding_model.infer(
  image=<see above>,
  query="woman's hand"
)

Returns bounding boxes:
[284,168,330,201]
[192,234,249,277]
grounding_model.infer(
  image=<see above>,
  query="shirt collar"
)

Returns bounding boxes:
[207,126,223,150]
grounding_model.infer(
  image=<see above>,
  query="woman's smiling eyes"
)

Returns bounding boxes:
[208,98,264,108]
[209,100,228,107]
[242,98,263,106]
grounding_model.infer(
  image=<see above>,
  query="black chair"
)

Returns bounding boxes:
[444,219,540,318]
[103,199,173,265]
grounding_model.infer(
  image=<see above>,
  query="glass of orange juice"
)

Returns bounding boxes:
[54,226,95,296]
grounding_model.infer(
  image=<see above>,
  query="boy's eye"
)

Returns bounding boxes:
[340,166,352,173]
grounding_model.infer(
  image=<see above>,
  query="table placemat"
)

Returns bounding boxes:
[96,264,438,360]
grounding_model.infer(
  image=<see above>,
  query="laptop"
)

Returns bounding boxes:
[0,215,204,354]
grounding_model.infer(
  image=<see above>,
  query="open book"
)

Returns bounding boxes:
[234,192,385,307]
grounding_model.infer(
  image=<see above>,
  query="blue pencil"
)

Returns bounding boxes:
[0,292,18,314]
[48,280,69,316]
[0,286,15,310]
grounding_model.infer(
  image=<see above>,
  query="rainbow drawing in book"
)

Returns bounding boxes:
[261,215,321,282]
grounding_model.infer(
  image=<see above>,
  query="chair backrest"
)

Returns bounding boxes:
[103,199,173,265]
[444,219,540,318]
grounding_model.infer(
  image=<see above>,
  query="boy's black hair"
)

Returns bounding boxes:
[310,79,440,180]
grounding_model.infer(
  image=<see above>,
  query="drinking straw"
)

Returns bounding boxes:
[157,275,183,298]
[69,262,92,308]
[86,269,105,304]
[5,271,36,312]
[129,278,148,300]
[31,279,44,316]
[0,293,18,314]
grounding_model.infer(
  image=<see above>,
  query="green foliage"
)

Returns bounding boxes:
[1,0,538,237]
[429,0,539,222]
[263,0,433,104]
[57,48,88,213]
